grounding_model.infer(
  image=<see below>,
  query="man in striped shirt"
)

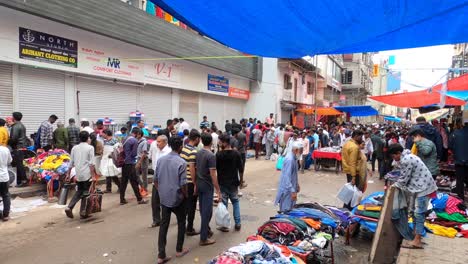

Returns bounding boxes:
[180,129,201,236]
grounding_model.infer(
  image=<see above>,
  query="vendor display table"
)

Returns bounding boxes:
[312,147,342,173]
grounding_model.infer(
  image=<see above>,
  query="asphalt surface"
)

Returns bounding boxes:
[0,156,384,264]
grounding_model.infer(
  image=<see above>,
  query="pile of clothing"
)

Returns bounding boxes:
[210,202,352,264]
[351,191,385,233]
[426,192,468,238]
[24,149,70,182]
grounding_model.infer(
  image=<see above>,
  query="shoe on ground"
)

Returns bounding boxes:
[150,222,161,228]
[208,230,214,238]
[138,199,148,205]
[120,200,128,205]
[65,208,74,219]
[217,226,230,232]
[199,238,216,246]
[2,216,10,222]
[186,230,200,236]
[235,224,241,231]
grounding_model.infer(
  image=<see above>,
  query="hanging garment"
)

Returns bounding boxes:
[391,188,415,241]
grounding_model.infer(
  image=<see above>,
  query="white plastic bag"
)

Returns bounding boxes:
[350,189,363,208]
[337,183,355,205]
[215,202,231,228]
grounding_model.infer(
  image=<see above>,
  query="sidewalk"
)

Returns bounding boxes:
[397,234,468,264]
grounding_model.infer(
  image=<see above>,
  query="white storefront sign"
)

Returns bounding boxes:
[144,61,182,88]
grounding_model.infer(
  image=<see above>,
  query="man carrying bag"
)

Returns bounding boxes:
[64,131,98,219]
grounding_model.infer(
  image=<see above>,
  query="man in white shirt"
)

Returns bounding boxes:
[0,145,12,221]
[178,118,190,133]
[65,131,95,219]
[211,129,219,154]
[363,131,374,160]
[148,135,172,227]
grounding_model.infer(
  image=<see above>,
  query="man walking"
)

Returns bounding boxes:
[120,127,147,205]
[53,121,69,150]
[216,134,244,231]
[180,130,201,235]
[409,129,439,179]
[388,144,437,249]
[9,112,28,187]
[155,136,189,263]
[0,143,12,221]
[342,130,363,209]
[265,126,275,160]
[233,127,247,188]
[371,129,384,176]
[65,131,95,219]
[158,119,175,139]
[275,141,301,213]
[39,114,58,151]
[148,135,172,227]
[363,131,374,161]
[449,112,468,201]
[196,133,221,246]
[67,118,80,152]
[136,130,149,195]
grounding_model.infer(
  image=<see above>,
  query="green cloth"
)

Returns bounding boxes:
[287,217,309,231]
[436,212,468,223]
[53,127,68,150]
[315,232,333,241]
[357,210,381,219]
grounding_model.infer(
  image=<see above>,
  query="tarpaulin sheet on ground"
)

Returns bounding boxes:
[334,105,379,117]
[149,0,468,57]
[296,107,342,116]
[369,74,468,107]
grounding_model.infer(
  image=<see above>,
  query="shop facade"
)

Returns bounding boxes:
[0,6,250,132]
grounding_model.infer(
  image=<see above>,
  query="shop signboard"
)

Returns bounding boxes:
[144,61,182,88]
[208,74,229,93]
[79,46,144,82]
[18,27,78,67]
[228,87,250,100]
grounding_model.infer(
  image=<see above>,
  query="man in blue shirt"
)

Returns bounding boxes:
[120,127,147,205]
[155,136,189,262]
[199,116,210,129]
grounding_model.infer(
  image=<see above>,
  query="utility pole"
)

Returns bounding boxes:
[314,55,318,125]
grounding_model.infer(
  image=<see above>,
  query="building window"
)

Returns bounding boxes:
[283,74,291,89]
[293,78,298,101]
[342,71,353,84]
[307,81,313,95]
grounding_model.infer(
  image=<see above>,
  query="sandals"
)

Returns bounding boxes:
[401,244,424,249]
[157,256,172,264]
[176,248,190,258]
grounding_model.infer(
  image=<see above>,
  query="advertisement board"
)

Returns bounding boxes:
[208,74,229,93]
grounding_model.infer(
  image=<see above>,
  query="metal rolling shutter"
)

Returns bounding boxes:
[18,66,65,133]
[141,85,172,128]
[76,77,138,126]
[0,63,13,117]
[179,91,199,129]
[200,94,224,131]
[224,97,245,122]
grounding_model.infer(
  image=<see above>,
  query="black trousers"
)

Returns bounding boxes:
[198,180,213,241]
[240,153,246,173]
[120,164,142,203]
[105,176,120,192]
[158,202,186,259]
[13,149,27,184]
[68,181,91,211]
[185,182,197,232]
[371,153,383,172]
[152,185,161,224]
[0,182,11,217]
[455,165,468,201]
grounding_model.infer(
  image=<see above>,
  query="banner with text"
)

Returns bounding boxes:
[208,74,229,93]
[144,61,182,88]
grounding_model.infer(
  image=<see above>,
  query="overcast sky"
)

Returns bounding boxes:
[373,45,454,92]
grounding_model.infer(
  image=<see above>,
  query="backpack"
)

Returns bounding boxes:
[34,126,42,150]
[112,138,129,168]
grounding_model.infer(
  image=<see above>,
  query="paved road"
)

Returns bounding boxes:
[0,157,384,264]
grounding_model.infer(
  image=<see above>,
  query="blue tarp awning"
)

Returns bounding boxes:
[334,105,379,117]
[150,0,468,57]
[445,91,468,101]
[384,116,402,122]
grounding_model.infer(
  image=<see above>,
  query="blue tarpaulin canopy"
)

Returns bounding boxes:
[445,91,468,101]
[384,116,402,122]
[150,0,468,57]
[334,105,379,117]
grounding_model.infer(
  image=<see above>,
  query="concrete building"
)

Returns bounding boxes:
[0,0,258,132]
[451,43,468,79]
[341,53,374,106]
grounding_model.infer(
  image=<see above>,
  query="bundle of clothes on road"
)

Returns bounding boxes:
[426,192,468,238]
[23,149,70,182]
[351,191,384,233]
[209,202,353,264]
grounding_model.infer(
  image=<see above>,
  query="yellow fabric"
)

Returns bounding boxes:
[411,143,418,155]
[424,222,457,238]
[342,139,360,177]
[0,126,8,146]
[357,205,382,211]
[41,154,70,170]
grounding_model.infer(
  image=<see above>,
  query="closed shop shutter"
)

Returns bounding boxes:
[0,63,13,117]
[18,66,65,133]
[179,91,199,129]
[141,85,172,128]
[201,94,224,130]
[224,97,245,122]
[76,77,138,126]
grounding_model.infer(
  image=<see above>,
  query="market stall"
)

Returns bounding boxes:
[311,147,341,173]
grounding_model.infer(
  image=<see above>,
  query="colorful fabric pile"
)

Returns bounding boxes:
[210,202,352,263]
[24,149,70,181]
[426,193,468,238]
[351,191,385,233]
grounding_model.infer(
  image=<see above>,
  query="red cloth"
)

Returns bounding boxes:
[312,150,342,161]
[156,6,164,18]
[445,196,466,215]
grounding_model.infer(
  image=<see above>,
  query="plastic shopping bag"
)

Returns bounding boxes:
[351,189,363,208]
[337,183,355,205]
[215,202,231,228]
[276,155,284,170]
